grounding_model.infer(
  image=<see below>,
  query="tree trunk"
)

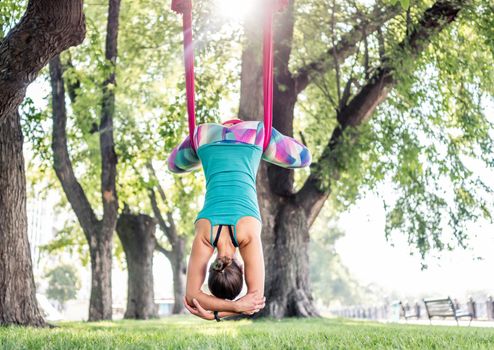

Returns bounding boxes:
[155,239,187,315]
[239,14,263,121]
[50,55,115,322]
[261,199,319,317]
[170,242,186,314]
[116,212,158,319]
[0,0,84,327]
[239,3,319,317]
[0,111,45,326]
[87,230,113,321]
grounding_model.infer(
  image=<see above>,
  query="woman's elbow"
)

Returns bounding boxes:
[249,289,265,299]
[185,291,200,306]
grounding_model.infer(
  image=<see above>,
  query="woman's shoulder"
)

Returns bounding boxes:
[194,219,215,246]
[235,217,262,246]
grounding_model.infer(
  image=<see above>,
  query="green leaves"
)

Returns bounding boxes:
[22,0,494,266]
[390,0,410,10]
[45,264,81,308]
[0,0,25,38]
[298,0,494,260]
[21,97,51,163]
[40,222,90,267]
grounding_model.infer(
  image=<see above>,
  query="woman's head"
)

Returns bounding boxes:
[208,256,243,300]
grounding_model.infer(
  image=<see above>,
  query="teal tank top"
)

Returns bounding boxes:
[194,142,263,246]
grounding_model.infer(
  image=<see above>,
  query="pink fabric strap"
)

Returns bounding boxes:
[262,6,274,151]
[172,0,288,152]
[172,0,196,151]
[263,0,288,150]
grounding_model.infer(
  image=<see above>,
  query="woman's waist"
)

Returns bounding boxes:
[199,198,260,216]
[204,186,258,203]
[198,143,262,175]
[206,172,257,190]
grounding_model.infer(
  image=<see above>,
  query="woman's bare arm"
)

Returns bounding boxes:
[184,297,264,321]
[239,230,265,297]
[185,231,240,313]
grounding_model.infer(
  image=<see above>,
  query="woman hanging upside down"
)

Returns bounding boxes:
[168,119,311,321]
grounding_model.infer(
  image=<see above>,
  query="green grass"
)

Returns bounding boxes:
[1,316,494,349]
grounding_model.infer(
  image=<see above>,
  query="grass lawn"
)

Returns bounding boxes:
[1,316,494,349]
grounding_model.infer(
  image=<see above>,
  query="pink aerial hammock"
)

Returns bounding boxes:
[171,0,289,152]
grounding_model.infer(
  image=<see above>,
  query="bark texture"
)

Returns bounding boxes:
[0,112,45,326]
[49,0,121,321]
[0,0,85,126]
[0,0,85,327]
[238,0,466,318]
[117,211,158,319]
[170,249,187,314]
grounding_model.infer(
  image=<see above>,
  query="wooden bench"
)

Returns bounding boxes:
[423,297,473,325]
[399,301,420,320]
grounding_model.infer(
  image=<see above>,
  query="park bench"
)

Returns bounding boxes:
[423,297,473,326]
[399,301,420,320]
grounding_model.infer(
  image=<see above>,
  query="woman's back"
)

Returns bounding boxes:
[196,142,263,235]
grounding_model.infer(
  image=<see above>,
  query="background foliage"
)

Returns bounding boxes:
[5,0,494,304]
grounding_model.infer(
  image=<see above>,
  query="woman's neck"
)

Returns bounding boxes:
[216,238,236,259]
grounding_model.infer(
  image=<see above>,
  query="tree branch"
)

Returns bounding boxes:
[100,0,121,237]
[50,55,99,240]
[331,0,342,104]
[0,0,85,125]
[155,241,172,260]
[149,188,178,246]
[64,54,81,105]
[292,2,401,95]
[297,0,467,226]
[363,27,370,80]
[377,26,385,62]
[146,162,179,244]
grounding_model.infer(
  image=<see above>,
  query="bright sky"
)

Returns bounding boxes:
[336,193,494,298]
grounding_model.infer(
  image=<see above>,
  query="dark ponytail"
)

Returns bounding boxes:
[208,256,243,300]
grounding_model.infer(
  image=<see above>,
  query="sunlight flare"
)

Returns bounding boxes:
[215,0,257,21]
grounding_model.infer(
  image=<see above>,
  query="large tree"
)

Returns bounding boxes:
[239,0,493,317]
[49,0,120,321]
[0,0,85,326]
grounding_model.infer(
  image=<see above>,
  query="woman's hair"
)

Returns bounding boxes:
[208,256,243,300]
